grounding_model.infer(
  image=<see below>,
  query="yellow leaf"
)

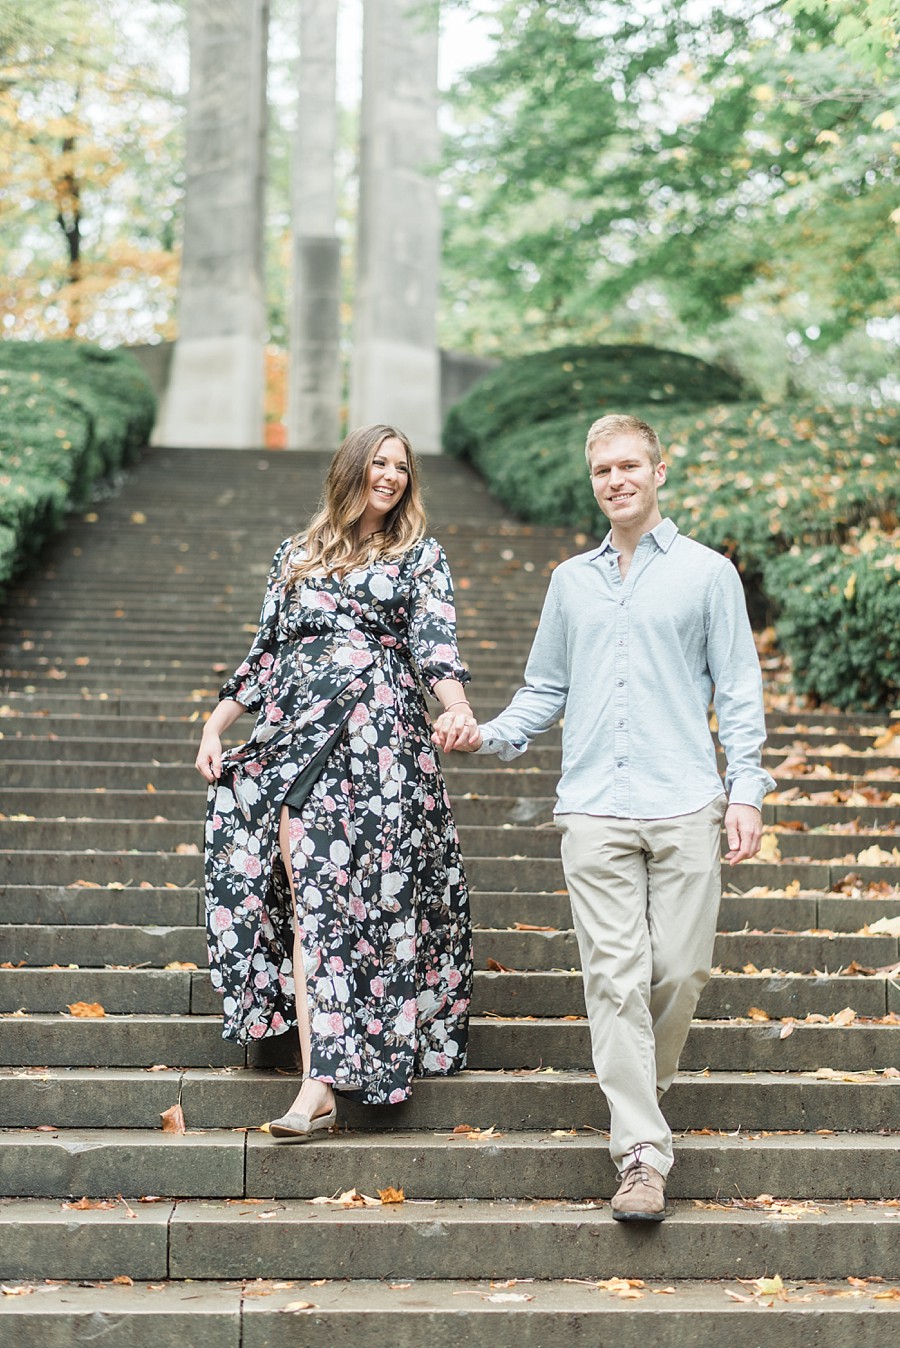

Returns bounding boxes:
[757,833,782,863]
[66,1002,105,1018]
[130,512,147,524]
[873,111,896,131]
[378,1187,405,1204]
[843,572,856,601]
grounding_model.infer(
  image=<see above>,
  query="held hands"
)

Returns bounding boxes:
[432,702,483,753]
[724,803,763,865]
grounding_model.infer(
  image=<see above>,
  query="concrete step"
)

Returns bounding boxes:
[2,923,894,976]
[0,1279,896,1348]
[5,786,900,832]
[0,1014,896,1072]
[0,1197,895,1283]
[4,966,895,1021]
[2,1067,895,1134]
[0,882,896,938]
[1,1128,896,1202]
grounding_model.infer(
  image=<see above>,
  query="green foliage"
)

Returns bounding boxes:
[0,341,155,588]
[447,341,899,708]
[443,343,744,461]
[441,0,900,389]
[764,530,900,711]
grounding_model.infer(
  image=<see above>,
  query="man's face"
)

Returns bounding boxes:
[588,433,666,531]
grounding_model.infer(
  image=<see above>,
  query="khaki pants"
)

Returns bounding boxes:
[556,797,726,1177]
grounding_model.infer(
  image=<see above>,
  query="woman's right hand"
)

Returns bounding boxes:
[195,730,224,783]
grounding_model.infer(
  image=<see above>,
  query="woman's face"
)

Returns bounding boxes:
[363,436,410,523]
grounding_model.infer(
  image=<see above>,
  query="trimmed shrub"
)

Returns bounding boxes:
[0,342,155,590]
[764,530,900,712]
[444,343,899,710]
[443,343,745,461]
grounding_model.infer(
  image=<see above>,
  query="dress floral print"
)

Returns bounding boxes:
[204,536,473,1106]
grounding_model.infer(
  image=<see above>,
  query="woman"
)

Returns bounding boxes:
[195,425,475,1139]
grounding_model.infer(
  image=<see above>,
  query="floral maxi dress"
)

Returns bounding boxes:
[204,537,473,1106]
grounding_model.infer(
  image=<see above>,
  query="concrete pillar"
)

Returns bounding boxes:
[158,0,268,450]
[288,0,341,451]
[351,0,442,453]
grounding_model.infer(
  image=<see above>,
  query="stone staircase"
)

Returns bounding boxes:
[0,446,898,1343]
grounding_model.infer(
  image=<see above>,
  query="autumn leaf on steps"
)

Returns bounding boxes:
[66,1002,105,1018]
[486,958,515,972]
[756,833,782,863]
[747,1007,771,1022]
[867,916,900,938]
[62,1197,117,1211]
[873,724,900,752]
[160,1103,186,1134]
[174,843,200,855]
[377,1187,405,1204]
[280,1301,316,1313]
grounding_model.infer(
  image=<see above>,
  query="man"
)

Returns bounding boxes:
[433,413,775,1222]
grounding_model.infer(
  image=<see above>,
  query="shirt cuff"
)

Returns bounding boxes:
[475,731,528,761]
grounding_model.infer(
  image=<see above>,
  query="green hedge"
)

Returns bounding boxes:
[443,343,745,462]
[765,531,900,712]
[445,345,899,710]
[0,343,155,588]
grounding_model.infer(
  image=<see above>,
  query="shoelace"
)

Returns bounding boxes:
[618,1162,655,1193]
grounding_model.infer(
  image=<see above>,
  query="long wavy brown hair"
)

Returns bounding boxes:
[283,424,427,585]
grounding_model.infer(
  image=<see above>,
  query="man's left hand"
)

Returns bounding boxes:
[724,803,763,864]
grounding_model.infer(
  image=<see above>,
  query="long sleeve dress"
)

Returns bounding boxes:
[204,535,473,1106]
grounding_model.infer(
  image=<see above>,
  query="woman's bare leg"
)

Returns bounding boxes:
[279,805,334,1119]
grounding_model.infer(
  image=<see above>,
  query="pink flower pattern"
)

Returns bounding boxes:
[204,537,472,1106]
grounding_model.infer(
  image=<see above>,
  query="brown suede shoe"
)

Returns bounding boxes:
[610,1160,668,1222]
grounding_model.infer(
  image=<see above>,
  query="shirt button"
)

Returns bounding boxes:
[617,720,624,727]
[616,680,624,687]
[616,761,625,768]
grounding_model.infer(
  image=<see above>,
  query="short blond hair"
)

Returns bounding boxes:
[584,414,661,466]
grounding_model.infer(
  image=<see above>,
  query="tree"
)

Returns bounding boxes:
[0,0,185,344]
[440,1,899,394]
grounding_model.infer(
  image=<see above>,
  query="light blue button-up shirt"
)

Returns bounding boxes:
[477,518,776,818]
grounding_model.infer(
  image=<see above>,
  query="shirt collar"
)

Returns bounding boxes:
[591,517,679,560]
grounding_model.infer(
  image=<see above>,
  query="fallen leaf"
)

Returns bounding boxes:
[62,1198,116,1211]
[832,1007,857,1027]
[378,1187,405,1204]
[280,1301,316,1312]
[160,1103,186,1135]
[867,916,900,937]
[174,843,200,855]
[1,1285,35,1296]
[486,957,514,972]
[757,833,782,863]
[747,1007,771,1022]
[66,1002,105,1018]
[486,1292,534,1303]
[164,962,199,970]
[111,1275,133,1286]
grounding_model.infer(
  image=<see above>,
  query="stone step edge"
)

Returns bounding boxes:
[0,1277,897,1327]
[1,1197,898,1288]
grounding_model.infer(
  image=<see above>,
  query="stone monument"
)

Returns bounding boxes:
[158,0,269,449]
[287,0,342,451]
[350,0,442,452]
